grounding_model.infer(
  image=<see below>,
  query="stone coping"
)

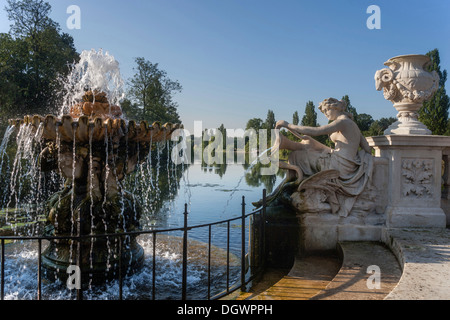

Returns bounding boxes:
[382,227,450,300]
[309,228,450,300]
[367,134,450,148]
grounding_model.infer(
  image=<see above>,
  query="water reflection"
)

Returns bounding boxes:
[200,160,285,195]
[242,162,285,194]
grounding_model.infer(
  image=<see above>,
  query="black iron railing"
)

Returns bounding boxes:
[0,189,267,300]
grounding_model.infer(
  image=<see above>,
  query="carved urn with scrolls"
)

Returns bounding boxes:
[374,54,440,135]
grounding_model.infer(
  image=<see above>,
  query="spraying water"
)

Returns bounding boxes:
[59,49,125,117]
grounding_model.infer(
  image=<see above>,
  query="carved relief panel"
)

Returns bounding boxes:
[401,158,434,198]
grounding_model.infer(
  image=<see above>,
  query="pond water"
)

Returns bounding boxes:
[150,162,285,255]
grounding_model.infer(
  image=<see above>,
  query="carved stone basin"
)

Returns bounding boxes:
[9,114,180,145]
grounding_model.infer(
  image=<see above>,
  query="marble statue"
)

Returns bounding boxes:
[265,97,374,217]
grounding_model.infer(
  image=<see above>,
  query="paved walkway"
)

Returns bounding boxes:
[236,227,450,300]
[383,228,450,299]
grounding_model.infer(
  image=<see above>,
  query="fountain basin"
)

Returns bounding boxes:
[8,114,182,144]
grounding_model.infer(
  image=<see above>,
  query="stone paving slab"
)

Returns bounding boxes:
[383,228,450,300]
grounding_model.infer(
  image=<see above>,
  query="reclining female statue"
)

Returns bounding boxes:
[263,97,374,217]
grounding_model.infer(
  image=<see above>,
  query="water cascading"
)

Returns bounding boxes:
[7,49,182,285]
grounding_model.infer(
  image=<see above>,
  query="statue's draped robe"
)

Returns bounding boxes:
[288,147,373,216]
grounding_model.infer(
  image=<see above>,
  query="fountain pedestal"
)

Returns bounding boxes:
[41,187,145,284]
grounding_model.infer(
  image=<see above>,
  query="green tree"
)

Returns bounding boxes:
[301,101,317,126]
[217,123,227,150]
[128,57,182,124]
[120,97,140,120]
[0,0,78,117]
[365,117,397,136]
[263,109,276,130]
[244,117,263,156]
[292,111,299,125]
[342,95,357,121]
[245,118,263,131]
[262,109,276,146]
[300,100,328,145]
[418,48,450,136]
[356,113,374,132]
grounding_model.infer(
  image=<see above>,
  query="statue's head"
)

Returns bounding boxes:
[318,98,353,121]
[318,98,346,112]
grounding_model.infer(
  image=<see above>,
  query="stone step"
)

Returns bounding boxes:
[311,241,402,300]
[235,241,402,300]
[237,255,341,300]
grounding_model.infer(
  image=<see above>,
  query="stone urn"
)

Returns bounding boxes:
[374,54,440,135]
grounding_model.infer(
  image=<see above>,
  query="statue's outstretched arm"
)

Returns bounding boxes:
[277,119,345,137]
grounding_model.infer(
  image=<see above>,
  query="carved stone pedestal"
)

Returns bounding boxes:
[367,135,450,228]
[295,157,388,253]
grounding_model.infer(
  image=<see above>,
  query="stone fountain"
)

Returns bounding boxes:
[8,57,181,284]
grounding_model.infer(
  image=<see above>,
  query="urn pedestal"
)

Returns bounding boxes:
[367,135,450,228]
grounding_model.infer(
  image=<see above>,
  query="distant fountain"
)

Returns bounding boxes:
[7,49,182,284]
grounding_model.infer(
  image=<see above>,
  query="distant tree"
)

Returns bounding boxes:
[120,97,140,120]
[263,109,276,130]
[217,123,227,149]
[418,48,450,136]
[262,109,276,144]
[356,113,374,132]
[300,100,328,145]
[342,95,357,121]
[245,118,263,131]
[365,117,397,136]
[6,0,56,36]
[128,57,182,124]
[301,101,317,127]
[292,111,299,125]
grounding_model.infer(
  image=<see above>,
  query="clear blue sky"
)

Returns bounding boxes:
[1,0,449,133]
